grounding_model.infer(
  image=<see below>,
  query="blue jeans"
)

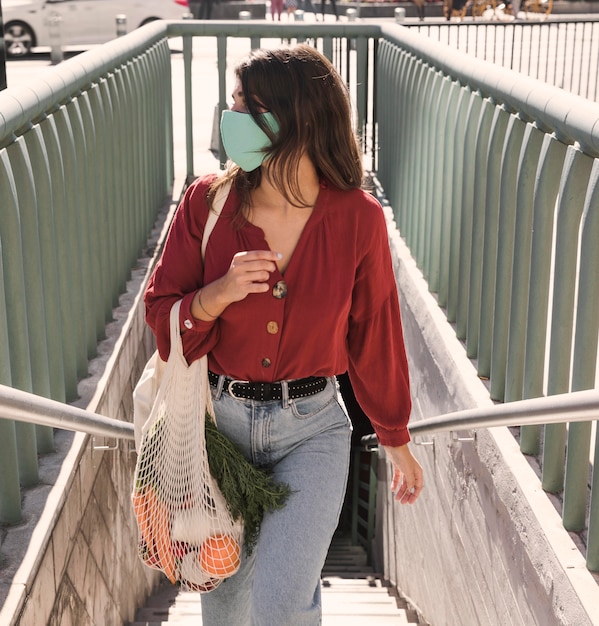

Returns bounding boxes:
[201,377,352,626]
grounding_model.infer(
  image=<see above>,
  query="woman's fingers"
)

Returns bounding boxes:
[223,250,281,298]
[382,444,424,505]
[392,470,423,504]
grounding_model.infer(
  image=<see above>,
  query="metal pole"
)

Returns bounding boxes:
[361,388,599,446]
[217,34,227,169]
[0,419,22,524]
[115,14,127,37]
[182,13,194,180]
[0,384,134,441]
[0,248,21,524]
[47,12,64,65]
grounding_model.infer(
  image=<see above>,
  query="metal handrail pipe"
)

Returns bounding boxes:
[362,388,599,448]
[0,21,167,141]
[165,20,382,38]
[2,383,596,450]
[0,384,134,441]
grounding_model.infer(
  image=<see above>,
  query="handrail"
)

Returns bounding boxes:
[362,388,599,448]
[1,383,596,449]
[0,384,134,441]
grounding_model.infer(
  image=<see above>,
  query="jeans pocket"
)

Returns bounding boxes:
[290,381,337,420]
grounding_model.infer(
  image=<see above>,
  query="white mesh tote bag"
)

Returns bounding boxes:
[131,181,241,591]
[131,299,243,591]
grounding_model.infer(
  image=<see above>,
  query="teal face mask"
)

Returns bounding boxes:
[220,110,279,172]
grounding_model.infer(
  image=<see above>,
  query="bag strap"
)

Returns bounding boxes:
[201,180,232,261]
[169,299,183,351]
[169,181,229,346]
[168,181,231,363]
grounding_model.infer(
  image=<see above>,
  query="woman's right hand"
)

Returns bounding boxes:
[191,250,281,321]
[219,250,282,301]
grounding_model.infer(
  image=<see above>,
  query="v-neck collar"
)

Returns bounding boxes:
[241,179,329,277]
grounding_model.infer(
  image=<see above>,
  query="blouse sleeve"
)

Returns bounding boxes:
[346,199,412,447]
[144,175,220,363]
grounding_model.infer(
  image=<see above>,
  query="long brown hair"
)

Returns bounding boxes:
[209,44,363,219]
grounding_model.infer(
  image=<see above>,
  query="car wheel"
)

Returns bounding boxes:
[4,21,36,57]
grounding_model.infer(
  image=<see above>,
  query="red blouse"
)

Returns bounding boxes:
[145,174,412,446]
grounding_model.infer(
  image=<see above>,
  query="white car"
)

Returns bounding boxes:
[3,0,190,57]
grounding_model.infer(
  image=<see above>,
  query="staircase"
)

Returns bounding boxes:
[128,533,428,625]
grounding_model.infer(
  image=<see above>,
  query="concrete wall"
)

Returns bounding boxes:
[376,203,599,626]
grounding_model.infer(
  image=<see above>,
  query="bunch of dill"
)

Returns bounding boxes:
[204,413,292,555]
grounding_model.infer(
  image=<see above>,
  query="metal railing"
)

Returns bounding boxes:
[0,26,174,522]
[0,384,134,441]
[407,17,599,101]
[167,21,381,177]
[1,18,598,572]
[376,23,599,565]
[362,388,599,441]
[1,383,597,556]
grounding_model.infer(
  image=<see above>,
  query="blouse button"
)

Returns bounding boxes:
[261,358,272,368]
[272,281,287,299]
[266,321,279,335]
[183,319,193,330]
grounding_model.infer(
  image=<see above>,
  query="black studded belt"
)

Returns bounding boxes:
[208,371,327,402]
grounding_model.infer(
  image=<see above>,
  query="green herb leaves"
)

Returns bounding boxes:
[205,413,292,555]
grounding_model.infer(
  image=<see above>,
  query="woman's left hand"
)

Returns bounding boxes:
[382,444,424,504]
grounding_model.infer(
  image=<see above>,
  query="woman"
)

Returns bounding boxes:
[145,44,423,626]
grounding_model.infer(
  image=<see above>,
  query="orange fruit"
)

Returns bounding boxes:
[199,534,241,578]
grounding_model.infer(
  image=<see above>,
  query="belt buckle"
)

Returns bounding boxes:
[228,379,250,400]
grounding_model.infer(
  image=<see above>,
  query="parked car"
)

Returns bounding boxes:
[3,0,190,57]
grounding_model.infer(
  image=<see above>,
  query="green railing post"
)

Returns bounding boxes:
[0,419,21,524]
[520,135,567,456]
[477,106,510,379]
[23,126,67,407]
[412,63,434,272]
[455,90,483,341]
[217,34,228,169]
[426,75,452,293]
[542,147,593,493]
[563,160,599,532]
[587,431,599,572]
[489,113,526,402]
[0,247,22,523]
[504,123,544,404]
[465,97,494,359]
[445,85,472,324]
[183,26,195,180]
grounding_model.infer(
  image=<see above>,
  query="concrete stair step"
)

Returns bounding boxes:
[321,575,412,624]
[128,534,426,625]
